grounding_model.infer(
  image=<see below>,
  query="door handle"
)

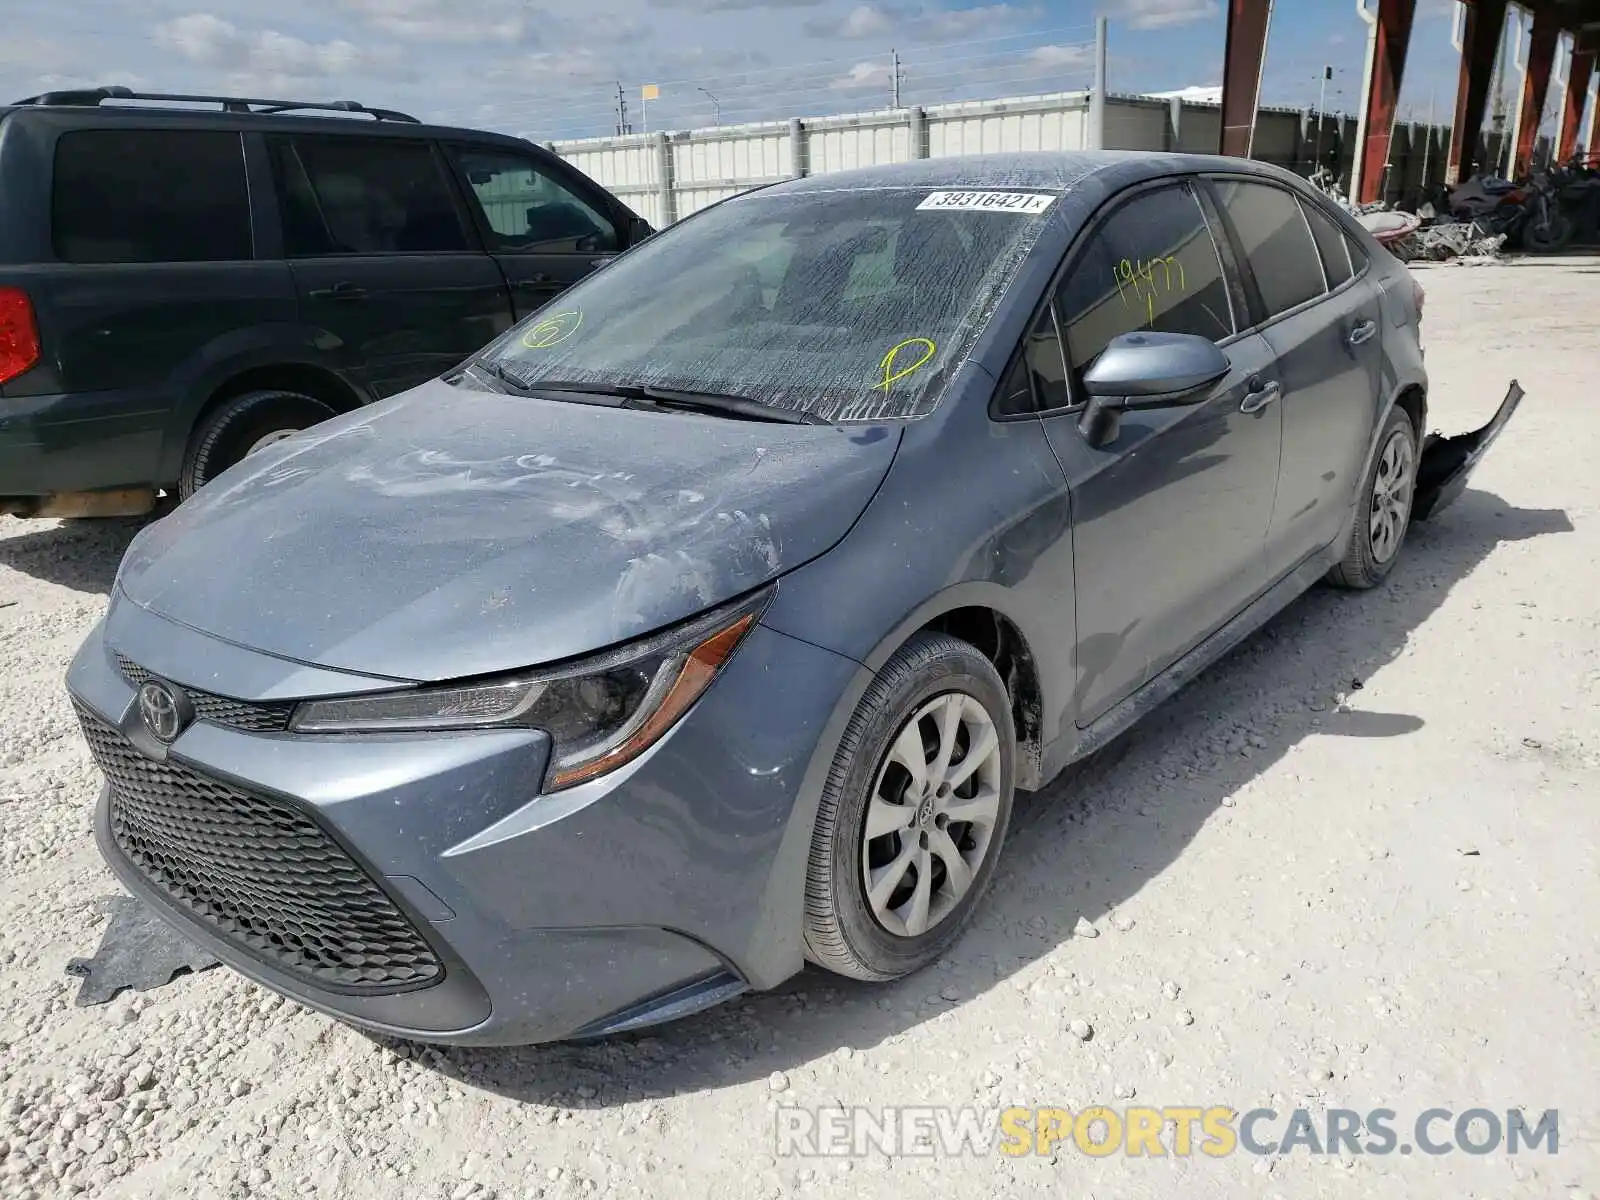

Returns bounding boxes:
[1239,380,1282,414]
[589,255,617,269]
[307,282,368,301]
[511,275,554,290]
[1348,319,1377,347]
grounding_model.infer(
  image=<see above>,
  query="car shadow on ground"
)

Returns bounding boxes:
[0,516,150,594]
[391,487,1572,1108]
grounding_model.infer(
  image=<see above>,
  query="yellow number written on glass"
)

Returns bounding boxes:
[1113,257,1188,325]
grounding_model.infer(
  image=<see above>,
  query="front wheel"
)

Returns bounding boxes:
[803,632,1015,981]
[1326,406,1418,590]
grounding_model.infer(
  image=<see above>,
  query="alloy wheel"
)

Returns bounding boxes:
[244,429,301,457]
[1369,428,1414,564]
[861,692,1003,938]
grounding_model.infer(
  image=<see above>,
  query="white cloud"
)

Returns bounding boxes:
[156,14,370,78]
[1027,43,1093,69]
[831,60,892,90]
[152,11,416,95]
[839,4,893,37]
[1122,0,1219,30]
[337,0,529,43]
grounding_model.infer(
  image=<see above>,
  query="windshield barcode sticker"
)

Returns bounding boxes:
[916,190,1056,215]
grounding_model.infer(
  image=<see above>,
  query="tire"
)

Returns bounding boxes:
[1523,209,1574,253]
[1326,405,1418,590]
[803,632,1015,981]
[179,389,338,499]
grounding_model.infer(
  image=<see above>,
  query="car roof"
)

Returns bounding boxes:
[0,99,538,153]
[750,150,1307,200]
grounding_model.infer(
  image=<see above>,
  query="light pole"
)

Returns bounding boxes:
[698,87,720,126]
[1314,65,1333,172]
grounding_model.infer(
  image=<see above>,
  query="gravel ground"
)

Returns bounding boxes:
[2,257,1597,1200]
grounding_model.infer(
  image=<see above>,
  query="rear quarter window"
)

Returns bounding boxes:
[51,130,252,264]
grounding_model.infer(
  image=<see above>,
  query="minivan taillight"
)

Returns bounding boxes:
[0,287,41,385]
[1411,275,1426,322]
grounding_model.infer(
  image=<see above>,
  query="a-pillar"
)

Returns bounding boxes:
[1354,0,1419,204]
[1219,0,1274,157]
[1512,2,1562,176]
[1446,0,1510,184]
[1558,43,1597,161]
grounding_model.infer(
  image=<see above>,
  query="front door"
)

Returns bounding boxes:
[445,145,629,321]
[1029,182,1284,723]
[268,134,514,399]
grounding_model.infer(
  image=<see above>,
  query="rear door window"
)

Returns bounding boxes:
[1212,180,1328,319]
[1055,182,1236,373]
[449,147,618,252]
[272,136,470,256]
[52,130,252,263]
[1299,198,1354,288]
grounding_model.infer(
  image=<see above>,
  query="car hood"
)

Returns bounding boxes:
[118,380,900,682]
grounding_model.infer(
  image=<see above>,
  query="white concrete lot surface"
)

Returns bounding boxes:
[1,256,1597,1200]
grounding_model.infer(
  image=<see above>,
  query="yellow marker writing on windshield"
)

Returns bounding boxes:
[521,310,582,350]
[873,337,937,392]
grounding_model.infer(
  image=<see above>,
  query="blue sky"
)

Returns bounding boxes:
[0,0,1544,142]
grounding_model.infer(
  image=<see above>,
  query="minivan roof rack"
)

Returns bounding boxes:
[9,86,421,124]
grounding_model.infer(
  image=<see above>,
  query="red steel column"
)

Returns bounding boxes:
[1356,0,1419,203]
[1219,0,1274,157]
[1559,47,1596,161]
[1512,4,1561,176]
[1447,0,1510,183]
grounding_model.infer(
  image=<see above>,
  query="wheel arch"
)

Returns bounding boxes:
[157,333,373,484]
[848,585,1051,791]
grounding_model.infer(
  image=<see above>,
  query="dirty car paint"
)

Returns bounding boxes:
[116,381,901,681]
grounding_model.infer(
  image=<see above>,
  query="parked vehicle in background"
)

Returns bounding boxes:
[68,152,1520,1047]
[0,87,653,519]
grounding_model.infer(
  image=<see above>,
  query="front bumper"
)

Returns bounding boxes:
[67,596,864,1045]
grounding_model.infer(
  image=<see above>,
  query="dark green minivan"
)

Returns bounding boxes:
[0,87,653,518]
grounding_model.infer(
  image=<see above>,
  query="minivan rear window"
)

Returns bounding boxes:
[52,130,252,264]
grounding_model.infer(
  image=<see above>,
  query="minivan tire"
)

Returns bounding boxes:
[802,632,1015,982]
[1327,405,1418,590]
[179,390,338,498]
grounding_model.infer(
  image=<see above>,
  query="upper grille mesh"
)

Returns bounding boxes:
[75,702,442,992]
[114,653,294,733]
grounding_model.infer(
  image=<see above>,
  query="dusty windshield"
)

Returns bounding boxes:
[479,186,1059,422]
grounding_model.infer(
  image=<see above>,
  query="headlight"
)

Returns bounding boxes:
[289,588,771,791]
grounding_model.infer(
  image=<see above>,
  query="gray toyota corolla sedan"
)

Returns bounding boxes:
[67,152,1519,1045]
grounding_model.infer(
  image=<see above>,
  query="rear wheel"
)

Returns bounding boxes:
[179,389,338,499]
[803,633,1015,981]
[1326,406,1417,590]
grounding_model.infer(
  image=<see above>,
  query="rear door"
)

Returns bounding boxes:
[1031,181,1283,722]
[1208,178,1383,575]
[268,134,514,400]
[9,125,297,491]
[444,144,630,320]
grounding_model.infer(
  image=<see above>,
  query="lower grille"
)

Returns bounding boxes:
[75,702,442,992]
[114,652,294,733]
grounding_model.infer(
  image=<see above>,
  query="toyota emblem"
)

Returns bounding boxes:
[137,679,191,743]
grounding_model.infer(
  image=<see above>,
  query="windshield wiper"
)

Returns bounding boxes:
[531,380,828,425]
[464,358,536,395]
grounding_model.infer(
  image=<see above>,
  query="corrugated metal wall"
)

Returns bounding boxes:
[549,91,1465,228]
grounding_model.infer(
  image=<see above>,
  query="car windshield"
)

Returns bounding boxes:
[477,185,1059,422]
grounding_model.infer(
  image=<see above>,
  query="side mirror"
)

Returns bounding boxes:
[1078,331,1230,448]
[628,215,655,245]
